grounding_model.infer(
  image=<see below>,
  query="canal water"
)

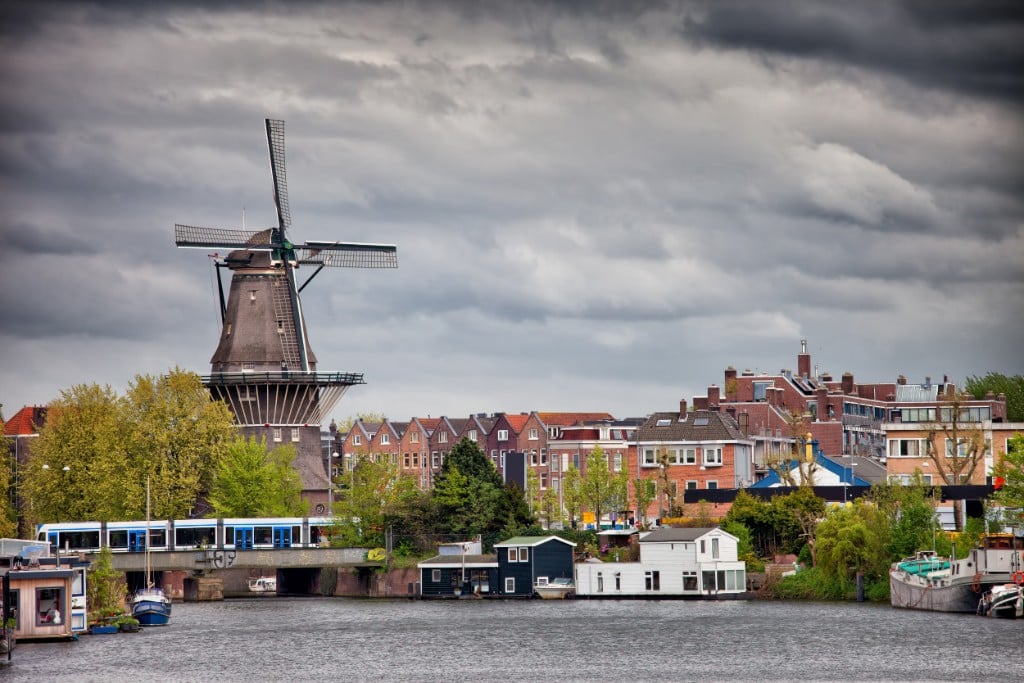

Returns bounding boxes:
[2,597,1022,682]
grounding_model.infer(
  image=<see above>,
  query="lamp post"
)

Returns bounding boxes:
[41,464,71,522]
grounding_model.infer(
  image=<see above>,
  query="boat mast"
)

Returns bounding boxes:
[145,476,152,589]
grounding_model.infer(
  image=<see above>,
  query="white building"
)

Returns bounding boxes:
[575,527,746,597]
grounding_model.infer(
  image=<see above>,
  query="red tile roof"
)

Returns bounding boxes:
[3,405,46,436]
[505,414,530,432]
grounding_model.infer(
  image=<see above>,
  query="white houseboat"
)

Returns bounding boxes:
[574,527,747,598]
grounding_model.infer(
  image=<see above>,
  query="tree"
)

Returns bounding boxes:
[868,477,939,560]
[333,450,418,546]
[539,485,560,528]
[655,448,675,519]
[334,412,388,433]
[0,422,18,537]
[562,465,582,528]
[23,370,235,525]
[87,546,128,624]
[992,433,1024,530]
[771,487,826,560]
[922,390,990,530]
[965,373,1024,422]
[632,476,656,528]
[581,447,616,530]
[207,437,307,517]
[815,502,890,585]
[122,368,235,519]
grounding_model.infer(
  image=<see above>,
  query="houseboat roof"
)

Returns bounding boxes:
[417,554,497,569]
[494,535,577,548]
[640,527,732,543]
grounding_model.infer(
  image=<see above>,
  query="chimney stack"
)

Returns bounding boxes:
[842,372,854,394]
[679,398,688,417]
[708,385,720,409]
[798,339,811,378]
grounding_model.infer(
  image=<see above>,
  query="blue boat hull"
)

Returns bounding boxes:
[132,588,172,626]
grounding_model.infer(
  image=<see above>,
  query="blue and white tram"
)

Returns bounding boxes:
[37,516,335,554]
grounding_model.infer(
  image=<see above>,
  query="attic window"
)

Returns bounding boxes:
[656,419,672,427]
[693,417,709,426]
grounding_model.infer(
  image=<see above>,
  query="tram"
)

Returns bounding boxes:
[36,516,336,554]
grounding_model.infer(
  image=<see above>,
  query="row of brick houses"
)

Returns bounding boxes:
[7,342,1022,524]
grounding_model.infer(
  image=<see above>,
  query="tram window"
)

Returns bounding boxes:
[108,530,128,549]
[176,526,216,548]
[224,526,235,544]
[149,529,167,548]
[254,526,273,544]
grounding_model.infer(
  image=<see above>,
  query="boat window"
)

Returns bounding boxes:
[36,587,64,627]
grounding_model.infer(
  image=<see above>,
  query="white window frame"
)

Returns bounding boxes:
[643,448,657,466]
[507,548,517,563]
[290,427,300,442]
[498,429,509,441]
[273,427,282,442]
[381,433,390,445]
[613,453,622,472]
[505,577,515,593]
[703,447,723,466]
[684,448,697,465]
[439,431,448,444]
[518,547,528,562]
[353,435,361,446]
[528,428,539,440]
[410,432,419,443]
[432,569,441,583]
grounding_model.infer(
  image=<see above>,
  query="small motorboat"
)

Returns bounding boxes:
[248,576,277,594]
[534,577,574,600]
[977,583,1024,619]
[132,586,172,626]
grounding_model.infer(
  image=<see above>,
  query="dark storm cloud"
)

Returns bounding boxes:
[683,0,1024,103]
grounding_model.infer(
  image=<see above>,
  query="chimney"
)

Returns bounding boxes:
[798,339,811,378]
[724,366,738,400]
[842,372,854,395]
[897,375,907,386]
[679,398,688,417]
[708,385,720,409]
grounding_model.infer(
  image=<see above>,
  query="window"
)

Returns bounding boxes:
[505,578,515,593]
[412,453,420,467]
[36,586,65,626]
[712,537,720,559]
[643,448,657,466]
[432,569,441,583]
[597,573,604,592]
[703,447,723,466]
[889,439,925,457]
[404,454,411,468]
[940,406,991,423]
[753,381,771,401]
[536,576,549,587]
[353,435,361,446]
[273,427,282,442]
[614,572,622,591]
[467,430,477,441]
[500,451,506,469]
[644,570,661,591]
[439,431,448,444]
[684,448,697,464]
[410,432,419,443]
[540,472,548,489]
[700,540,706,554]
[498,429,509,441]
[290,427,300,442]
[945,439,970,457]
[529,428,538,440]
[686,480,698,491]
[682,571,698,591]
[381,434,390,445]
[518,547,529,562]
[432,452,439,468]
[507,548,517,563]
[890,474,933,485]
[707,481,718,490]
[540,449,548,465]
[901,408,936,423]
[613,453,622,472]
[531,451,538,466]
[239,385,254,402]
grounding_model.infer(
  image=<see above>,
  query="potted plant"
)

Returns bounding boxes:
[116,614,140,633]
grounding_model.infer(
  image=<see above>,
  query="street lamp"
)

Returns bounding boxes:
[844,462,857,504]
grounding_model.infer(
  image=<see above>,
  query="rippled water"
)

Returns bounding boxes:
[3,597,1022,682]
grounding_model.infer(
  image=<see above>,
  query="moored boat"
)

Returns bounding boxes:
[534,577,574,600]
[248,576,276,593]
[890,534,1024,613]
[132,586,172,626]
[977,583,1024,619]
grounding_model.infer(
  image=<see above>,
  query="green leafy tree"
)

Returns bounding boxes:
[562,465,582,528]
[815,502,890,584]
[868,478,939,560]
[525,467,540,516]
[122,368,235,519]
[540,485,560,528]
[333,451,418,546]
[725,490,775,557]
[207,437,308,517]
[633,476,656,528]
[965,373,1024,422]
[771,487,826,559]
[0,422,17,537]
[87,546,128,623]
[922,391,991,530]
[581,447,616,530]
[992,433,1024,529]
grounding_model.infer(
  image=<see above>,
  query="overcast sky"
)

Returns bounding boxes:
[2,1,1022,426]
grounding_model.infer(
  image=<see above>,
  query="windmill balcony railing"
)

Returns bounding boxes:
[202,371,365,387]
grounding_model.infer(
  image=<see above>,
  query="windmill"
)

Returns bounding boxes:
[175,119,397,513]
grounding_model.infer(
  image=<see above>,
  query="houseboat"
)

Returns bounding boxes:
[890,533,1024,613]
[574,527,747,598]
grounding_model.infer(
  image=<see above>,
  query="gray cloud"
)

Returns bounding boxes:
[1,1,1021,422]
